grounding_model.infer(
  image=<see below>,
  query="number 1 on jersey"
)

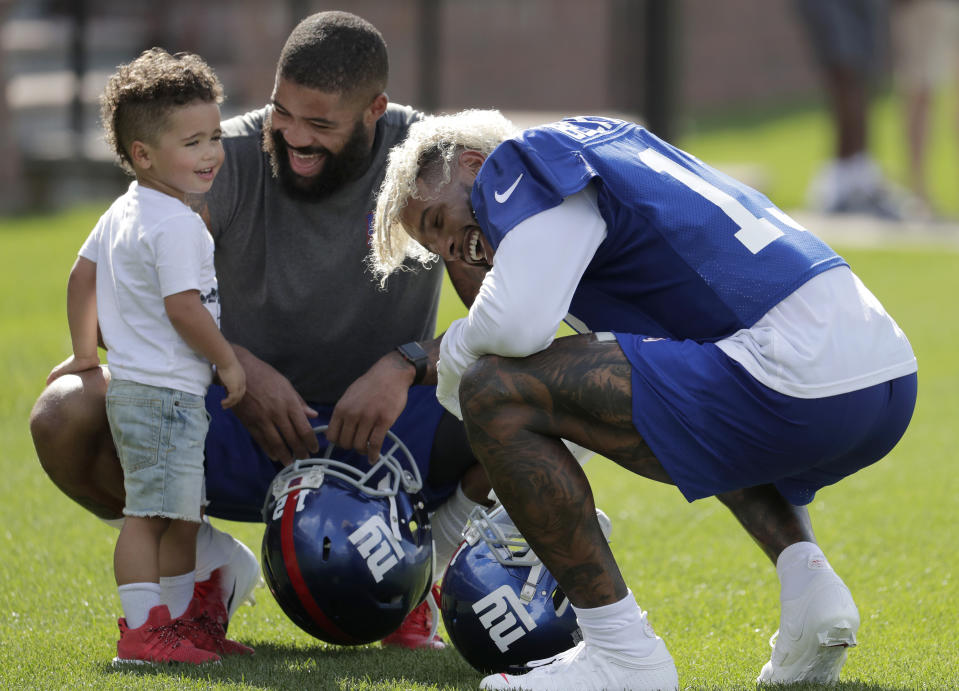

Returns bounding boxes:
[638,148,803,254]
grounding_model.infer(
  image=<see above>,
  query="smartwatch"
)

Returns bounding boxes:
[396,341,428,385]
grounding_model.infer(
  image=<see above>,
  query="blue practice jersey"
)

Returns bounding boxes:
[471,117,847,341]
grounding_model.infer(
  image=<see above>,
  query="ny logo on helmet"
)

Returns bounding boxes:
[473,584,538,652]
[348,515,406,582]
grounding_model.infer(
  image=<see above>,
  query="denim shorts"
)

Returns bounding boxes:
[106,379,209,521]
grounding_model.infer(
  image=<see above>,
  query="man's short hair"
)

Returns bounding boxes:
[99,47,223,175]
[277,11,388,103]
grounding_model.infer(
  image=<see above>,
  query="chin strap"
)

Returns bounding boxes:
[379,475,403,542]
[520,558,544,604]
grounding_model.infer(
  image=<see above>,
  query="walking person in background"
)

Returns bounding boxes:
[891,0,959,216]
[794,0,907,219]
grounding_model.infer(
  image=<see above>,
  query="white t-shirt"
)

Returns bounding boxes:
[438,189,917,416]
[79,182,220,396]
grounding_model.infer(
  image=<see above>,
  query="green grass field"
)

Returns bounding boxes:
[2,94,958,689]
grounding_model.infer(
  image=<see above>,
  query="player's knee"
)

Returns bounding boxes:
[30,372,108,476]
[30,388,68,474]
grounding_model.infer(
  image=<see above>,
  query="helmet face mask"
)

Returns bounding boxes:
[261,426,433,645]
[440,504,603,673]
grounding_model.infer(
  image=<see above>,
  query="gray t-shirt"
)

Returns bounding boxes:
[206,103,441,404]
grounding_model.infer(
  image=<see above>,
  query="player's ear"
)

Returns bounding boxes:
[364,92,388,125]
[459,149,486,176]
[129,140,151,169]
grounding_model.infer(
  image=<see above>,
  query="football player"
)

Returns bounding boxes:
[371,110,917,689]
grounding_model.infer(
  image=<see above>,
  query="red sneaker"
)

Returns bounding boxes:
[114,604,220,665]
[175,596,254,656]
[192,568,230,632]
[193,543,260,633]
[381,584,445,650]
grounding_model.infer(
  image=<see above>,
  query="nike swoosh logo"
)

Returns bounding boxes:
[494,173,524,203]
[226,580,237,614]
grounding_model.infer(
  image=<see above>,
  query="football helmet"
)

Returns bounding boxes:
[261,426,433,645]
[440,503,613,673]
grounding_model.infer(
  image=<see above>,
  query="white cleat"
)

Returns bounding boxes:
[219,537,263,620]
[758,568,860,685]
[480,639,679,691]
[194,529,263,633]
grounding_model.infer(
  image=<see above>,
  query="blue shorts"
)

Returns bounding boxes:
[795,0,886,76]
[106,379,208,522]
[613,334,917,505]
[202,385,453,521]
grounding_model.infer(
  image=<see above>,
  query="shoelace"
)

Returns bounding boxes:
[149,623,184,651]
[175,613,223,642]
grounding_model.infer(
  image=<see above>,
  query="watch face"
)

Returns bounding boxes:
[398,342,427,384]
[399,342,427,363]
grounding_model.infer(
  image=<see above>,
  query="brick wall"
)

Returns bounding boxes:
[194,0,833,116]
[5,0,887,209]
[681,0,822,111]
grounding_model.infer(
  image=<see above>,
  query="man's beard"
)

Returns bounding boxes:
[262,113,372,201]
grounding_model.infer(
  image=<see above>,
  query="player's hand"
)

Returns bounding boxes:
[46,354,101,385]
[229,346,318,464]
[327,351,412,462]
[217,359,247,409]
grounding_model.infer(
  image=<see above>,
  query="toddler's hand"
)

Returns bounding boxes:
[218,360,247,408]
[46,354,100,385]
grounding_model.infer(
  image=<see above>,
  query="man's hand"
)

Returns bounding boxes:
[230,346,318,464]
[326,350,415,462]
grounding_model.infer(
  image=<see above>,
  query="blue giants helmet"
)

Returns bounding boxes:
[440,504,612,673]
[260,426,433,645]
